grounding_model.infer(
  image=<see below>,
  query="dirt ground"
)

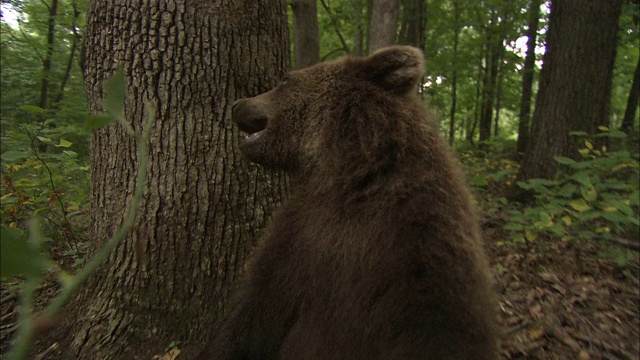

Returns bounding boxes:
[2,230,639,359]
[486,224,640,360]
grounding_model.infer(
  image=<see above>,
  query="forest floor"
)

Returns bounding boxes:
[1,227,639,359]
[486,224,640,360]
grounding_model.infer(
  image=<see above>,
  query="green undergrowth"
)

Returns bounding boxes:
[1,106,92,269]
[461,130,640,267]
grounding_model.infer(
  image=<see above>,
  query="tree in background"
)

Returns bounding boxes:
[40,0,290,358]
[620,56,639,133]
[447,0,460,145]
[290,0,319,69]
[516,0,623,185]
[398,0,425,49]
[516,0,542,155]
[368,0,399,53]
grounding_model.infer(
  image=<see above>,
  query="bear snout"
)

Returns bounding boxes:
[232,99,269,135]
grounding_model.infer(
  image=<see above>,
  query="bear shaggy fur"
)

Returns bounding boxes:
[199,46,498,359]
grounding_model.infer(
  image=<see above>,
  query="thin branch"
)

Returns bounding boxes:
[9,105,155,359]
[319,0,351,54]
[23,126,70,229]
[38,0,51,12]
[321,47,348,61]
[16,21,44,61]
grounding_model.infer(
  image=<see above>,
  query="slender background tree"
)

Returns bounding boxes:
[290,0,320,69]
[368,0,399,53]
[516,0,542,155]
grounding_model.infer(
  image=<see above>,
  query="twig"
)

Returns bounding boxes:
[44,104,154,318]
[321,47,348,61]
[319,0,350,54]
[23,126,71,242]
[8,104,155,360]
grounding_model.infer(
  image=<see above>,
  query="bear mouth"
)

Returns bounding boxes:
[236,116,268,143]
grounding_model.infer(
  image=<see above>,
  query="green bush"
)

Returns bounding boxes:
[503,128,639,265]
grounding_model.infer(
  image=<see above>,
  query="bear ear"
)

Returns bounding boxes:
[360,46,425,94]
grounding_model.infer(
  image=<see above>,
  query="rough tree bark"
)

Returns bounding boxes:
[516,0,542,155]
[516,0,622,184]
[290,0,319,69]
[620,56,639,133]
[368,0,399,54]
[39,0,59,109]
[39,1,290,358]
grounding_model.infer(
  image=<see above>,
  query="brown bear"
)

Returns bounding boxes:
[198,46,499,359]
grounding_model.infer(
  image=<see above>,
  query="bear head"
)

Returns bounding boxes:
[232,46,426,180]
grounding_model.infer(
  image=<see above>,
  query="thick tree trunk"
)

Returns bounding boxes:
[517,0,622,184]
[43,1,290,358]
[368,0,399,54]
[39,0,59,109]
[516,0,542,155]
[291,0,319,69]
[620,56,640,132]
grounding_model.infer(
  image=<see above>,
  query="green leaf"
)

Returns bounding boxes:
[608,130,627,139]
[569,171,592,186]
[86,114,114,129]
[570,199,591,212]
[504,223,523,231]
[600,200,634,216]
[538,212,553,227]
[55,139,73,148]
[576,210,601,222]
[554,156,576,165]
[577,230,595,240]
[580,184,597,202]
[471,175,488,187]
[600,210,633,224]
[492,169,516,181]
[37,136,52,143]
[597,125,610,132]
[63,150,78,157]
[569,131,589,137]
[1,150,29,162]
[559,183,578,198]
[18,105,45,114]
[0,227,45,278]
[103,68,126,119]
[615,250,633,267]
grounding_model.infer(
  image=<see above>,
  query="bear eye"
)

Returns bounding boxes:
[279,75,291,86]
